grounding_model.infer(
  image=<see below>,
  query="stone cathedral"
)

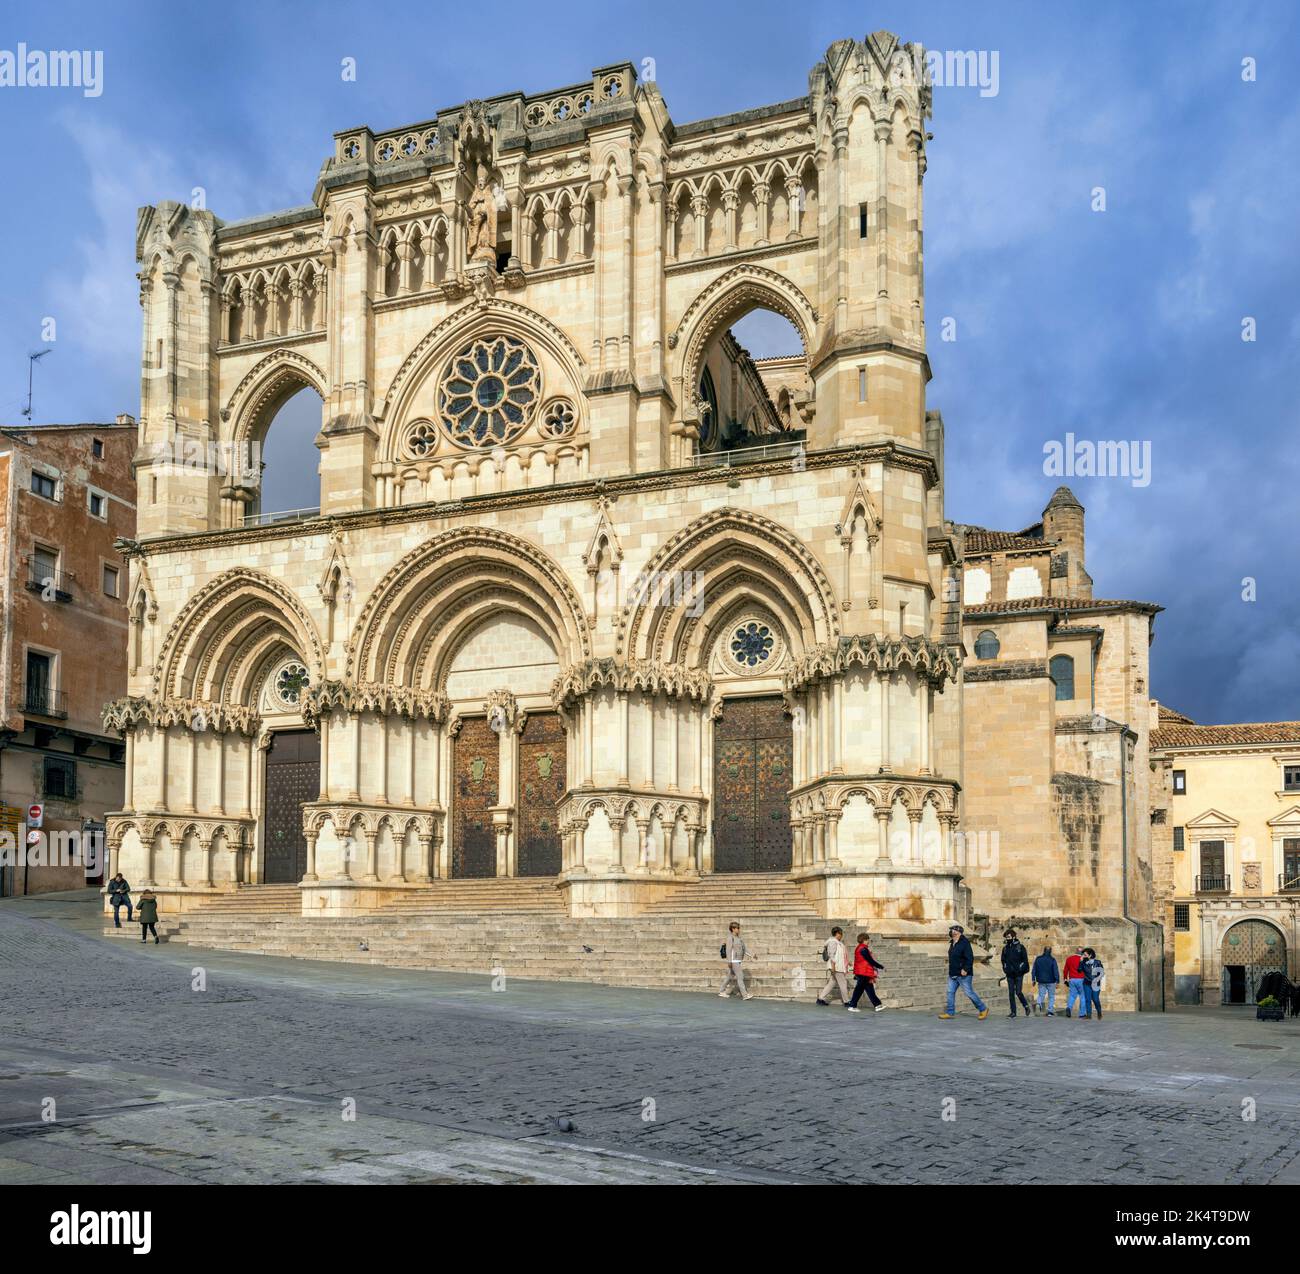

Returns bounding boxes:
[104,32,1168,1009]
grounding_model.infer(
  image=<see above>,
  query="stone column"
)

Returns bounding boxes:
[361,828,378,882]
[349,714,362,802]
[414,831,433,883]
[722,189,738,250]
[875,806,893,867]
[378,714,389,805]
[754,182,770,245]
[826,809,842,867]
[691,195,707,257]
[199,836,214,889]
[123,733,135,809]
[215,732,227,815]
[633,818,650,874]
[908,809,924,866]
[169,830,184,887]
[303,830,318,883]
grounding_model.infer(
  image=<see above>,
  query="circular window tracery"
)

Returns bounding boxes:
[271,661,310,710]
[403,419,438,458]
[541,398,577,438]
[721,617,785,675]
[438,335,541,449]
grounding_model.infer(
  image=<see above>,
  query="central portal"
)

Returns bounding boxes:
[263,729,321,883]
[516,711,566,876]
[712,695,793,872]
[452,716,499,878]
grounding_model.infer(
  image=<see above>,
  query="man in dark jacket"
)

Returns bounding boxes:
[1000,928,1032,1017]
[1031,945,1060,1016]
[107,873,132,927]
[938,925,988,1019]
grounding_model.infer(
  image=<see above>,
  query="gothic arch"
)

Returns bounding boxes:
[223,348,327,450]
[377,298,587,451]
[669,264,818,427]
[618,508,839,666]
[155,568,325,705]
[347,527,590,688]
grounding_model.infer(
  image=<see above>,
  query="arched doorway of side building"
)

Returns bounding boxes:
[1220,919,1287,1005]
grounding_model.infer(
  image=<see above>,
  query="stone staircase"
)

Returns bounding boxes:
[131,875,999,1010]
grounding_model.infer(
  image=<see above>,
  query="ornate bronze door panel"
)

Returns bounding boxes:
[453,717,499,878]
[713,696,793,873]
[1221,919,1287,1005]
[263,729,320,884]
[516,711,566,877]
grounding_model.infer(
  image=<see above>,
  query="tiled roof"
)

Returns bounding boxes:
[1157,704,1195,724]
[1152,721,1300,750]
[963,597,1162,617]
[963,527,1047,554]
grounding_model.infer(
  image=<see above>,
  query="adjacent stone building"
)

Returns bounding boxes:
[102,32,1169,1007]
[0,422,135,894]
[1150,710,1300,1005]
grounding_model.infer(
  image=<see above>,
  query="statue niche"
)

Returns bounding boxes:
[466,163,498,265]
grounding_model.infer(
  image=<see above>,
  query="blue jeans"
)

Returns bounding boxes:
[1066,977,1085,1013]
[1036,983,1057,1011]
[1085,983,1102,1015]
[112,899,133,925]
[946,975,987,1014]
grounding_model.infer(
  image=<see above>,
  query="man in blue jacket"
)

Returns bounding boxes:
[1031,944,1060,1016]
[938,924,989,1019]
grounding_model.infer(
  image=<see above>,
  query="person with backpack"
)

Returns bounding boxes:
[1031,944,1060,1016]
[815,926,851,1006]
[107,872,133,928]
[1000,927,1033,1017]
[938,924,989,1019]
[718,921,753,1000]
[1062,947,1086,1017]
[137,890,160,944]
[1080,947,1104,1019]
[847,932,885,1013]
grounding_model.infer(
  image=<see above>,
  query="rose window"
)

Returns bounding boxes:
[438,336,540,449]
[273,662,309,707]
[731,622,775,668]
[540,398,577,438]
[403,420,438,458]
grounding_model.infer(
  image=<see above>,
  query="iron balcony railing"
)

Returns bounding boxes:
[241,506,321,528]
[1196,874,1230,893]
[24,684,68,718]
[25,558,74,600]
[688,439,808,470]
[1279,873,1300,893]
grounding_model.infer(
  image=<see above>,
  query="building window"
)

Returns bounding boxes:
[31,470,58,501]
[974,629,1000,660]
[858,367,867,402]
[1173,826,1184,852]
[88,490,107,519]
[1172,769,1186,795]
[1283,839,1300,890]
[43,756,77,799]
[1174,903,1190,931]
[1284,765,1300,792]
[92,438,104,459]
[103,564,120,598]
[1198,840,1226,892]
[858,203,868,238]
[1049,654,1075,701]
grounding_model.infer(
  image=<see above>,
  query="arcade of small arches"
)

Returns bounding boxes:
[105,516,961,909]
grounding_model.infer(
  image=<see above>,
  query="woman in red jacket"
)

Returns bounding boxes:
[847,932,886,1013]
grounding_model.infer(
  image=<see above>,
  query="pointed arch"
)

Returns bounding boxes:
[618,508,839,667]
[223,348,327,451]
[347,526,590,689]
[155,568,325,706]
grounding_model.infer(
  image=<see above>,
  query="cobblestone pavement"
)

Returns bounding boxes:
[2,892,1299,1185]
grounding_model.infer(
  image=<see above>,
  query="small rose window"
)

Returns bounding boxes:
[275,662,309,706]
[731,622,774,667]
[438,335,541,449]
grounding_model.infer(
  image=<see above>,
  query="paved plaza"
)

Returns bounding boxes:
[1,891,1298,1186]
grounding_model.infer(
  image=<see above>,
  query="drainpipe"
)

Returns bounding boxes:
[1118,721,1149,1011]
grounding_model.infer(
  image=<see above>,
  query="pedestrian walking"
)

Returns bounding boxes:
[107,872,133,928]
[1062,947,1086,1017]
[137,890,160,944]
[816,926,851,1006]
[938,924,989,1019]
[1080,947,1104,1019]
[718,921,753,1000]
[847,931,885,1012]
[1000,927,1032,1017]
[1031,944,1060,1016]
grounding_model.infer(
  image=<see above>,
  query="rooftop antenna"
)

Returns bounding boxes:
[22,349,51,420]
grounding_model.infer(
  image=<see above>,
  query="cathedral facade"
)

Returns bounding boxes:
[104,32,1167,1007]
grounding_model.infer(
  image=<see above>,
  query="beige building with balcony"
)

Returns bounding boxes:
[1150,711,1300,1005]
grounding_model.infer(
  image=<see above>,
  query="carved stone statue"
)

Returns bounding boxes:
[466,163,497,264]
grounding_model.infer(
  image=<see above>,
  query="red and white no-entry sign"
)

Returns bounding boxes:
[27,803,43,827]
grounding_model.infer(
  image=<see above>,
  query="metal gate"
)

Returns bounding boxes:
[712,695,793,873]
[516,712,566,877]
[453,716,499,878]
[263,729,320,883]
[1221,919,1287,1005]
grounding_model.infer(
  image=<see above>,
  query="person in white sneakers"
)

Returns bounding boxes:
[816,926,851,1006]
[718,922,753,1000]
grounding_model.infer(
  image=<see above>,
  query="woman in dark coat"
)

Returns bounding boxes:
[137,891,160,944]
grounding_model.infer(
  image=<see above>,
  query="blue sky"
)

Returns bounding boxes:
[2,1,1297,724]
